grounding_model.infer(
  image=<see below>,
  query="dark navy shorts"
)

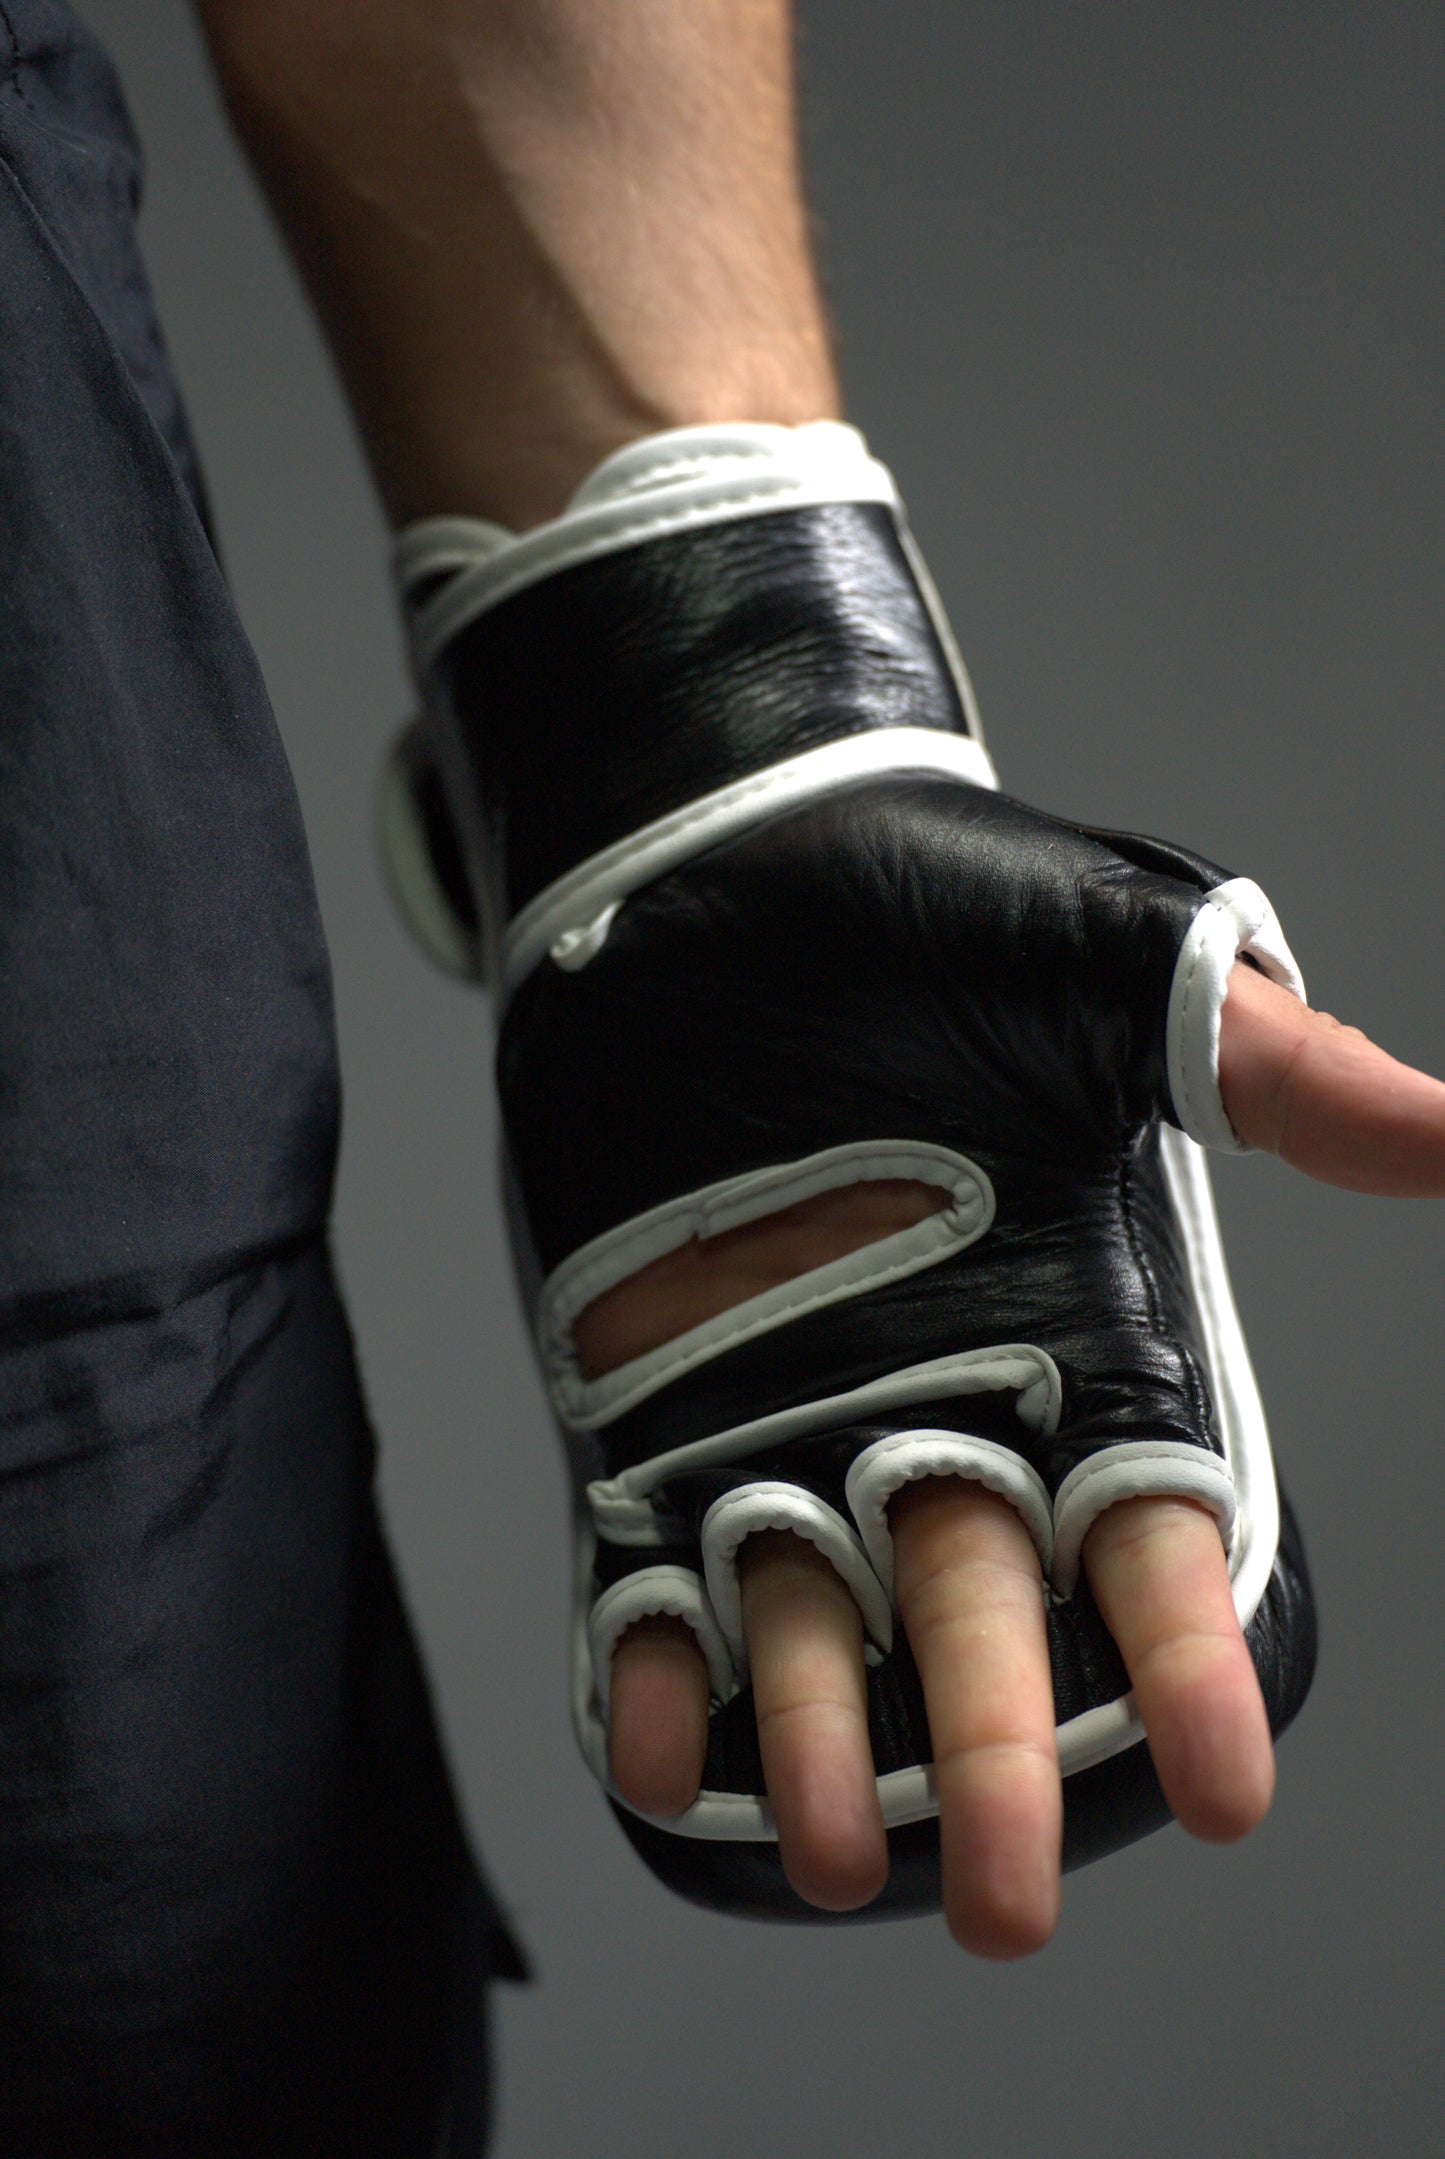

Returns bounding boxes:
[0,5,520,2150]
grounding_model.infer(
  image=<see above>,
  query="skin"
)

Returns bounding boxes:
[193,0,840,529]
[191,4,1445,1948]
[599,967,1445,1950]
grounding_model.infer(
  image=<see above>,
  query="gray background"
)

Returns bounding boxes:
[75,4,1444,2153]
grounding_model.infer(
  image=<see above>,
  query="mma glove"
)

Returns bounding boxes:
[379,421,1316,1920]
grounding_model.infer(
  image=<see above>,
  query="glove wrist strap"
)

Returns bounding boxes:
[390,422,991,990]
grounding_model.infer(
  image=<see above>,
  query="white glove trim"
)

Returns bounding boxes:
[588,1565,736,1715]
[1167,877,1307,1152]
[544,1139,995,1432]
[845,1430,1055,1596]
[587,1344,1063,1547]
[500,725,999,1000]
[1157,1126,1279,1641]
[374,725,484,981]
[1049,1440,1237,1598]
[701,1484,894,1678]
[584,1132,1283,1836]
[397,421,902,672]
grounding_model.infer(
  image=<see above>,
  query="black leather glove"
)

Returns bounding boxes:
[380,423,1317,1921]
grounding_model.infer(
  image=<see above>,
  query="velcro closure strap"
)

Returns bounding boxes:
[503,725,997,998]
[845,1430,1055,1597]
[392,419,996,1004]
[701,1483,894,1677]
[1050,1440,1237,1597]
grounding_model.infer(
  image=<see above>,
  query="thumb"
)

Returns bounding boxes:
[1218,963,1445,1196]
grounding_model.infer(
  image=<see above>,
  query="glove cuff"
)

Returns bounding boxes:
[385,421,993,996]
[395,420,965,683]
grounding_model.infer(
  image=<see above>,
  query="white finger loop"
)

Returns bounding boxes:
[588,1565,735,1716]
[844,1430,1054,1598]
[1050,1440,1238,1598]
[1167,877,1306,1153]
[700,1483,893,1680]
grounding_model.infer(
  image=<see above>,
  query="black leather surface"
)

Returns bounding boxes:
[419,500,1317,1922]
[427,503,971,920]
[501,780,1216,1268]
[492,780,1316,1914]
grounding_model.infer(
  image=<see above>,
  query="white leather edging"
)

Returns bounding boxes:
[375,722,484,982]
[397,421,902,674]
[393,423,995,1006]
[544,1140,995,1432]
[608,1684,1167,1838]
[587,1345,1062,1547]
[845,1429,1055,1596]
[550,899,622,972]
[581,1130,1284,1835]
[588,1565,735,1714]
[1167,877,1307,1152]
[501,725,998,1000]
[1158,1125,1278,1636]
[701,1484,894,1679]
[1049,1440,1237,1599]
[608,1700,1136,1835]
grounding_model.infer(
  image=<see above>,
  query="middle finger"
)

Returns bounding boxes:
[892,1479,1061,1958]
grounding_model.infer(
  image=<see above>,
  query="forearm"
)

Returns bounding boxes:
[193,0,839,529]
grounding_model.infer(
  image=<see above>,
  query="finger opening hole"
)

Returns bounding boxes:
[573,1177,950,1379]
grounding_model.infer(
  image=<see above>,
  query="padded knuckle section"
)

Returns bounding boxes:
[699,1482,893,1678]
[587,1565,735,1715]
[1049,1441,1238,1598]
[844,1430,1054,1598]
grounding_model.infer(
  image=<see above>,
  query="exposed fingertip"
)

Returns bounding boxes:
[938,1747,1061,1961]
[944,1852,1059,1960]
[947,1898,1058,1962]
[1167,1722,1276,1844]
[1141,1638,1277,1844]
[769,1718,890,1912]
[780,1829,889,1914]
[610,1743,704,1822]
[608,1621,710,1819]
